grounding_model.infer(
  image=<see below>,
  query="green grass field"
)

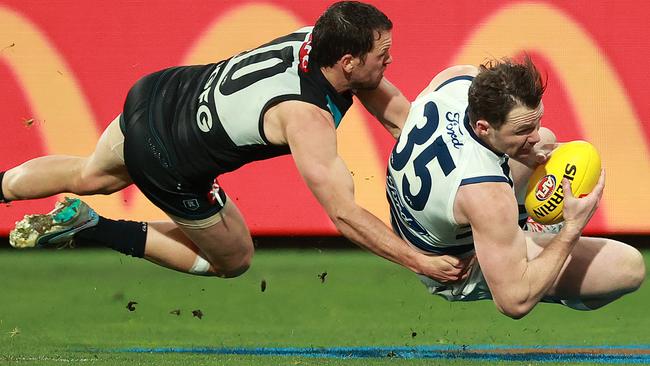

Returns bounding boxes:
[0,247,648,365]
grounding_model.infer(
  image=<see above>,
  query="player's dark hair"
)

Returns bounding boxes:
[310,1,392,68]
[468,55,546,129]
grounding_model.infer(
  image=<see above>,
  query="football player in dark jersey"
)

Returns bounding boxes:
[2,1,470,282]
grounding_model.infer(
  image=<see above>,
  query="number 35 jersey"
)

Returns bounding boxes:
[387,76,513,255]
[134,26,352,184]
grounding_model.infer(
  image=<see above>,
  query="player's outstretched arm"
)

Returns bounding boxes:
[459,173,605,318]
[283,103,469,282]
[354,77,410,139]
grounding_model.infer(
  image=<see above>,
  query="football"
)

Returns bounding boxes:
[525,141,601,225]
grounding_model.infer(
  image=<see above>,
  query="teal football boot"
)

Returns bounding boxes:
[9,197,99,249]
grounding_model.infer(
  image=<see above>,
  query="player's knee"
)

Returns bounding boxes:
[218,263,250,278]
[212,247,254,279]
[214,255,252,278]
[622,247,645,293]
[2,169,19,199]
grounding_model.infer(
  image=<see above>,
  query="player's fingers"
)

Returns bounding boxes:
[459,270,470,281]
[445,257,474,278]
[461,254,475,266]
[535,152,548,165]
[581,169,605,206]
[441,255,461,267]
[449,254,474,269]
[534,143,556,164]
[562,178,574,199]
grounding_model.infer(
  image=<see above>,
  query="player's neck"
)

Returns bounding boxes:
[320,66,351,94]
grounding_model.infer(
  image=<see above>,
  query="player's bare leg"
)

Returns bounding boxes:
[10,197,254,278]
[5,115,253,278]
[144,201,254,278]
[526,232,645,309]
[2,115,131,201]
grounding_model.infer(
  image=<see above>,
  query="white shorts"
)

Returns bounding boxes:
[418,226,578,308]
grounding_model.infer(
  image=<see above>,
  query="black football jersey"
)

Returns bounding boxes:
[144,26,353,183]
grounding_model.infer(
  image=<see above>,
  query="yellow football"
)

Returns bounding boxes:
[525,141,601,225]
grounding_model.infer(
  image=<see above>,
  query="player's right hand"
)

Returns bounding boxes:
[562,168,605,235]
[417,253,474,283]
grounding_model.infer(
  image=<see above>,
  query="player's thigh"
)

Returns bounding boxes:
[170,198,254,267]
[83,115,132,191]
[525,232,645,297]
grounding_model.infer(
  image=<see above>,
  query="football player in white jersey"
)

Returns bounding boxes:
[1,2,470,284]
[388,56,644,318]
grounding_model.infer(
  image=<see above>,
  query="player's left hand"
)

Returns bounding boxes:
[523,127,559,168]
[532,142,559,165]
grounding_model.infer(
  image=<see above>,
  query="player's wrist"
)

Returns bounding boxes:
[400,250,425,274]
[557,222,582,242]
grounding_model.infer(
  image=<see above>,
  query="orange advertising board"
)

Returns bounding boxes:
[0,1,648,235]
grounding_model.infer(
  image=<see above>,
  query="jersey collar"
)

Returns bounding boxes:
[309,66,353,128]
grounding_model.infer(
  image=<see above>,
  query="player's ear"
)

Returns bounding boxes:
[340,54,357,73]
[475,119,491,136]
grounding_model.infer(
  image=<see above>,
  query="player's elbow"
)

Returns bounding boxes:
[497,304,531,320]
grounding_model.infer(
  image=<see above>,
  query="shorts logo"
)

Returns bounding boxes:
[535,175,556,201]
[183,199,200,211]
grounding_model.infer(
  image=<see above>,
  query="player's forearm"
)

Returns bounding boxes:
[355,79,409,139]
[503,229,581,317]
[332,205,421,272]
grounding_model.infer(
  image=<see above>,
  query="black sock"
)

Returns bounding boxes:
[76,216,148,258]
[0,171,10,203]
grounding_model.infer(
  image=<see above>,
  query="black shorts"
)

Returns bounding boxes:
[120,68,227,220]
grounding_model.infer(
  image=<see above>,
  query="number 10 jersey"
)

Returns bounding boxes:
[128,26,353,185]
[387,76,513,255]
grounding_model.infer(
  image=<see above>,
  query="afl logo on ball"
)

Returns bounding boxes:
[535,175,556,201]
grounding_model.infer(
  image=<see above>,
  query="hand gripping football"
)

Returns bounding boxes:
[525,141,601,225]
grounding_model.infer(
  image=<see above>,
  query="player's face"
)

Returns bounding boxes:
[349,30,393,90]
[489,102,544,160]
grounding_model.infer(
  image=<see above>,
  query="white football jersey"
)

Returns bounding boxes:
[387,76,523,255]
